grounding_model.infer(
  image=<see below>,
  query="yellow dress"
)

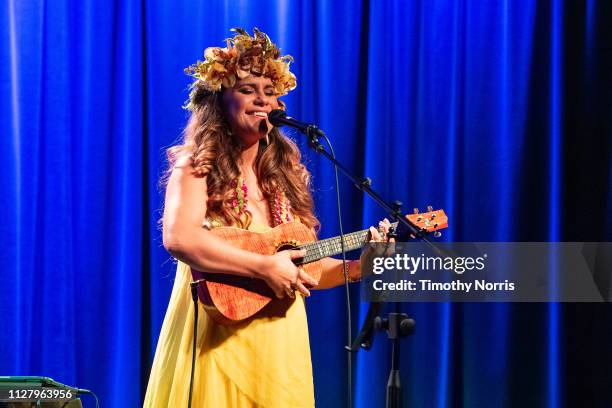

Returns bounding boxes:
[144,222,315,407]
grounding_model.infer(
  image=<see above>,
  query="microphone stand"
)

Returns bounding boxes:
[300,124,439,247]
[294,124,429,408]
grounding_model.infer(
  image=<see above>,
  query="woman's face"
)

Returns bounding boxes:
[221,75,280,146]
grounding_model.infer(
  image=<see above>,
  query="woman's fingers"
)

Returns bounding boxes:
[380,218,390,232]
[369,226,381,242]
[370,218,396,242]
[290,249,307,260]
[298,267,318,287]
[284,285,296,298]
[264,250,318,298]
[293,280,311,297]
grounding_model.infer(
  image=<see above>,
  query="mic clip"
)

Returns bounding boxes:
[305,125,325,152]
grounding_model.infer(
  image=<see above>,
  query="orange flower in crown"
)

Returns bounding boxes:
[184,28,297,109]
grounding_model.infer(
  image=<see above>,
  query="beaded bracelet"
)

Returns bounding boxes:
[343,260,362,283]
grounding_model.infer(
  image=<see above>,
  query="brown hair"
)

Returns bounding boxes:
[166,87,319,230]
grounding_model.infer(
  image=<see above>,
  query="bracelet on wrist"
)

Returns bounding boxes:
[343,260,361,283]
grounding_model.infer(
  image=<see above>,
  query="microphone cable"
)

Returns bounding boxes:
[58,388,99,408]
[76,388,99,408]
[320,133,353,408]
[267,110,355,406]
[40,378,98,408]
[188,279,205,408]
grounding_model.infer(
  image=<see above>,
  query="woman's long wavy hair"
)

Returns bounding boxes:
[166,87,319,231]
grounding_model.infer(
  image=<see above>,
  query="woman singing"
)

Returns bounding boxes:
[144,28,389,407]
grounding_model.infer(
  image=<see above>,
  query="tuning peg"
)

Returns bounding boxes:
[434,231,442,238]
[427,205,433,212]
[413,208,419,214]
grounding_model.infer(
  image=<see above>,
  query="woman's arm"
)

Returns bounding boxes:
[314,258,361,289]
[162,157,317,298]
[314,222,391,289]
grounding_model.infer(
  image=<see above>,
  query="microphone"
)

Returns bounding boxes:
[268,109,324,136]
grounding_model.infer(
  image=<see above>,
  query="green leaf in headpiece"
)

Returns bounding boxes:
[231,27,249,37]
[264,33,273,52]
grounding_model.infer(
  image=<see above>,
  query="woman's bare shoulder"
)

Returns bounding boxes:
[166,153,207,194]
[164,152,208,224]
[172,152,194,170]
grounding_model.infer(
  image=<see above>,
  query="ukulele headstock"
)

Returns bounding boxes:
[404,207,448,238]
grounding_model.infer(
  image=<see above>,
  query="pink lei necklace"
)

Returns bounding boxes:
[231,174,294,227]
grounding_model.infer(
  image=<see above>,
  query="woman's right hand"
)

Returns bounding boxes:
[259,249,318,299]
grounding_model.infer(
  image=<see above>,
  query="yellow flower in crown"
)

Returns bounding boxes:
[184,28,297,108]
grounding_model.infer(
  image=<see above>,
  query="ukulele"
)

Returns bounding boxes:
[192,208,448,325]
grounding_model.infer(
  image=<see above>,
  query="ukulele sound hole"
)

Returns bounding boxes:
[277,243,298,253]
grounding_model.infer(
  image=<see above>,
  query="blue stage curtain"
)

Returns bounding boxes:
[1,1,610,407]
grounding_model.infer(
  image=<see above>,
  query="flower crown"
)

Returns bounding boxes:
[184,28,297,108]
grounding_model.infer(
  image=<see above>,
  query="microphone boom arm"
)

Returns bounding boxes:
[268,109,441,247]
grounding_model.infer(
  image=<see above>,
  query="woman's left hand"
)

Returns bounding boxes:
[368,218,393,243]
[354,219,395,279]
